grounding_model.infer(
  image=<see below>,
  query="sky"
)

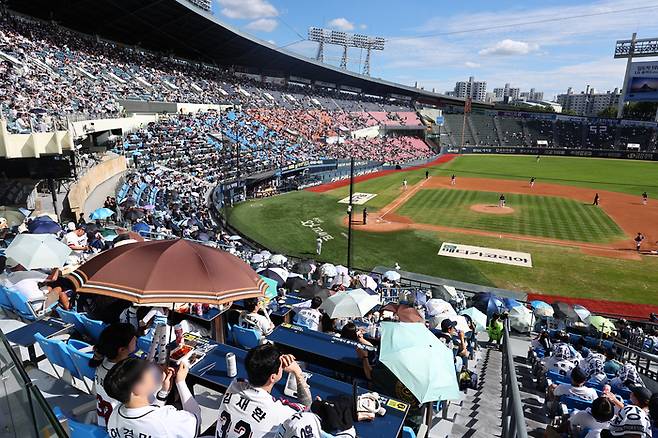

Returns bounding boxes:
[210,0,658,100]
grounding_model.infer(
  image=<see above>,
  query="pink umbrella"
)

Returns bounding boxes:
[142,205,156,210]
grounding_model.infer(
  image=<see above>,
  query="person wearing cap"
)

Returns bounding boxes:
[605,385,653,414]
[436,318,468,371]
[550,367,598,401]
[63,223,89,253]
[487,313,504,348]
[569,396,616,438]
[601,405,653,438]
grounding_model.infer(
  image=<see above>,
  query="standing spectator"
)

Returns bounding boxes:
[316,237,322,256]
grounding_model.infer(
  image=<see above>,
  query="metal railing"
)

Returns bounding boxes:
[501,320,528,438]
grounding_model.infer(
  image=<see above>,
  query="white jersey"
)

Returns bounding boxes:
[238,312,272,338]
[95,359,120,427]
[107,404,198,438]
[293,308,322,331]
[216,379,304,438]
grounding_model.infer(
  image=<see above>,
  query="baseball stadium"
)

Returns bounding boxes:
[0,1,658,438]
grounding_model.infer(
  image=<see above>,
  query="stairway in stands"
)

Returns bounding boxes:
[430,346,505,437]
[513,351,551,437]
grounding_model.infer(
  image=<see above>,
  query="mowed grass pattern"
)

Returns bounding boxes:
[396,189,625,243]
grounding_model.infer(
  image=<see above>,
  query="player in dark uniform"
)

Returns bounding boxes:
[451,174,456,186]
[530,177,535,188]
[593,193,600,206]
[498,194,506,208]
[642,191,648,206]
[635,232,645,251]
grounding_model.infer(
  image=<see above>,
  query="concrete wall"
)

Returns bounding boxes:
[69,114,158,139]
[68,155,127,215]
[0,121,74,158]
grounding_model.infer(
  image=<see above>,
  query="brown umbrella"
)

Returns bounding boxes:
[380,303,424,323]
[68,239,266,305]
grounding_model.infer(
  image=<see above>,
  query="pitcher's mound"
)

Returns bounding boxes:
[470,204,515,215]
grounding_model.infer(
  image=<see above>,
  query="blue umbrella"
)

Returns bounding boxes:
[379,322,460,403]
[27,216,61,234]
[503,297,523,310]
[459,307,487,331]
[90,208,115,220]
[131,222,150,237]
[530,300,554,317]
[473,292,504,317]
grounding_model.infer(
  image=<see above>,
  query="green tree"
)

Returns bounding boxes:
[597,106,617,118]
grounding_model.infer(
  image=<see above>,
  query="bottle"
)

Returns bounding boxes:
[226,352,237,377]
[174,324,184,345]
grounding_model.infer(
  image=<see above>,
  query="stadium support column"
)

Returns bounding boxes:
[340,45,348,70]
[347,157,354,270]
[617,32,637,119]
[47,178,59,221]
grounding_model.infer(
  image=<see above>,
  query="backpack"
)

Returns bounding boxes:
[458,369,478,391]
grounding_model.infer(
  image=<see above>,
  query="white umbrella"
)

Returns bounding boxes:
[256,266,289,284]
[259,250,272,260]
[509,306,535,333]
[331,265,351,288]
[319,288,380,319]
[320,263,337,278]
[114,239,140,248]
[228,235,242,241]
[357,274,377,291]
[383,270,401,282]
[425,298,456,317]
[432,314,470,333]
[251,253,266,264]
[573,305,591,323]
[5,234,72,269]
[270,254,288,265]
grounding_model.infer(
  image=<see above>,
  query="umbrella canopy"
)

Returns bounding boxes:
[142,204,156,210]
[131,222,151,236]
[319,288,380,319]
[299,283,331,300]
[68,239,267,305]
[27,216,62,234]
[379,322,460,403]
[552,302,578,321]
[425,298,455,317]
[0,206,27,227]
[269,254,288,266]
[432,314,470,333]
[383,270,401,282]
[459,307,487,331]
[472,292,504,317]
[530,300,554,317]
[588,315,616,335]
[124,209,144,221]
[90,208,115,220]
[503,297,523,310]
[357,274,377,291]
[251,253,266,264]
[256,267,289,287]
[259,275,278,299]
[228,235,242,241]
[291,260,315,275]
[285,276,309,292]
[5,234,72,269]
[330,265,351,288]
[319,263,337,278]
[259,250,272,260]
[508,306,535,333]
[573,305,591,323]
[380,303,424,323]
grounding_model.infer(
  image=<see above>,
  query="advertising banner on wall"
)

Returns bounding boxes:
[625,61,658,102]
[438,242,533,268]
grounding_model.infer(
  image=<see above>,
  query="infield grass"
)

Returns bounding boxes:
[396,189,625,243]
[227,154,658,304]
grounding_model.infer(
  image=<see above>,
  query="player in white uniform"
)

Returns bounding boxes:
[215,344,312,438]
[90,323,137,427]
[106,358,199,438]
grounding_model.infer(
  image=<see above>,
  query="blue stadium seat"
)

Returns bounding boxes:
[67,339,95,381]
[56,307,87,335]
[0,286,13,312]
[560,395,592,412]
[232,325,261,349]
[6,289,49,321]
[79,314,108,343]
[52,407,109,438]
[34,333,82,381]
[402,426,416,438]
[137,335,153,354]
[546,370,571,385]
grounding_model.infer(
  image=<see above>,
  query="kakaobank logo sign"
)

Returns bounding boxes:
[438,242,532,268]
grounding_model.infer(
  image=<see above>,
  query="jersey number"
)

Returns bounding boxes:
[96,394,113,425]
[218,411,252,438]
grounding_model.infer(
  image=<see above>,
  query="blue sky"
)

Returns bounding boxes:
[211,0,658,99]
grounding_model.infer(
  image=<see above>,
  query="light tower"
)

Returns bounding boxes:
[614,34,658,119]
[308,27,385,76]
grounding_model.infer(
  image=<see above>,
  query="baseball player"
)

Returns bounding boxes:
[593,193,600,206]
[499,194,506,208]
[316,237,322,255]
[402,179,408,190]
[530,177,535,188]
[642,191,648,206]
[451,174,456,186]
[634,232,645,252]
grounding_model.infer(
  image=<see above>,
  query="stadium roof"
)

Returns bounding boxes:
[8,0,475,106]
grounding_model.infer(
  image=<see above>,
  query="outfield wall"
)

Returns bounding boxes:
[447,146,658,161]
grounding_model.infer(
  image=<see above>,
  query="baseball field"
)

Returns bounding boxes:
[226,155,658,310]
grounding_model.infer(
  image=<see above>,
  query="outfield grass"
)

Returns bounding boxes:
[227,154,658,304]
[440,155,658,198]
[396,189,624,243]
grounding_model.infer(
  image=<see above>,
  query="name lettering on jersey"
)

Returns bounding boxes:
[109,428,151,438]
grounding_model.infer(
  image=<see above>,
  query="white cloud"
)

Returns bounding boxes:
[464,61,481,68]
[245,18,278,32]
[359,24,368,30]
[479,39,539,56]
[216,0,278,19]
[328,17,355,31]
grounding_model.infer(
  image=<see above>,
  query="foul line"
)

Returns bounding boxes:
[379,177,431,220]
